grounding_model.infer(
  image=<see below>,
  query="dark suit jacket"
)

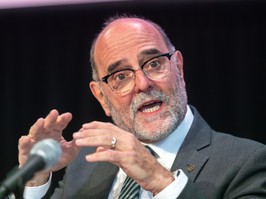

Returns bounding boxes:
[49,106,266,199]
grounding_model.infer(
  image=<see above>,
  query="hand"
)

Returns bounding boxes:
[18,109,80,186]
[73,121,173,195]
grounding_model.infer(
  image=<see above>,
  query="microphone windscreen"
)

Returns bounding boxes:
[29,138,61,170]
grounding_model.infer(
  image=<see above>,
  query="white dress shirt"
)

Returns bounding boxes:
[24,106,194,199]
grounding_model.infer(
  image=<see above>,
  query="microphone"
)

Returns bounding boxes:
[0,138,61,198]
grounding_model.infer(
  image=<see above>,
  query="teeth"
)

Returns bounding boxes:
[141,104,160,113]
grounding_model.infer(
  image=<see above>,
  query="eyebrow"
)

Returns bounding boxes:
[106,48,163,74]
[106,59,126,74]
[138,48,163,64]
[138,48,162,57]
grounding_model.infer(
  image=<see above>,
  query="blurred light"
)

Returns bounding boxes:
[0,0,128,9]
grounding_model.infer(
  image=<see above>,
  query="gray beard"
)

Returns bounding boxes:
[103,75,187,142]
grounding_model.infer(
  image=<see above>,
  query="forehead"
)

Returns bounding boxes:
[94,18,168,75]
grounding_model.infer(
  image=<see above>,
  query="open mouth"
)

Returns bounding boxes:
[138,100,163,113]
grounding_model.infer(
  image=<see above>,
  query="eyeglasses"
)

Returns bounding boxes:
[99,52,174,96]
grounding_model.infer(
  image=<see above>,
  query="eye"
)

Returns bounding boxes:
[149,60,160,68]
[113,72,126,81]
[145,58,162,70]
[116,73,126,81]
[111,70,132,82]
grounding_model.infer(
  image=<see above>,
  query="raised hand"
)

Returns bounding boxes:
[18,109,80,186]
[73,121,173,195]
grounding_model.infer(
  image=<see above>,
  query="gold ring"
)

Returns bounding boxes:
[111,137,117,149]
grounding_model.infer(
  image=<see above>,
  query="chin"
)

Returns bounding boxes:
[134,115,179,142]
[134,126,173,143]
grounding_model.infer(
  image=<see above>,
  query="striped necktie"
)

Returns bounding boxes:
[118,146,156,199]
[118,174,140,199]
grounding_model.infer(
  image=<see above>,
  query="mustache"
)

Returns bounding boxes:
[130,89,170,116]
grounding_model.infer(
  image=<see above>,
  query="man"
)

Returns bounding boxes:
[18,15,266,198]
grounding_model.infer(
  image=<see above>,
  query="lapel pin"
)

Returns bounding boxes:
[187,164,196,172]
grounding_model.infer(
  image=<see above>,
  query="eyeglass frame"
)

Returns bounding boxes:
[99,52,174,93]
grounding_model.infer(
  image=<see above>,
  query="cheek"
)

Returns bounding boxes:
[107,93,133,111]
[166,68,183,88]
[152,78,177,94]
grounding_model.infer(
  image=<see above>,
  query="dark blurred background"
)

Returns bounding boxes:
[0,0,265,192]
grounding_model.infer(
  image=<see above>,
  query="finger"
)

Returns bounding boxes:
[80,122,129,143]
[96,146,110,152]
[74,124,120,138]
[81,121,115,130]
[75,133,115,148]
[73,127,136,151]
[28,118,45,140]
[74,127,121,150]
[85,150,122,164]
[44,109,59,132]
[73,128,109,139]
[18,135,36,165]
[55,112,72,131]
[18,136,32,154]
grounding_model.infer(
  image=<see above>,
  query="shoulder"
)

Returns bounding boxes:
[200,130,266,178]
[210,130,265,157]
[189,105,265,155]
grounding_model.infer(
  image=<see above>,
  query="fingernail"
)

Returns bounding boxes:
[82,123,90,128]
[73,132,80,138]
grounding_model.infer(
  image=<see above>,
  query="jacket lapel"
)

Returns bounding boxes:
[171,149,209,182]
[171,107,211,182]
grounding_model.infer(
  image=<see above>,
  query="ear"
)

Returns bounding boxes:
[89,81,111,117]
[174,51,184,79]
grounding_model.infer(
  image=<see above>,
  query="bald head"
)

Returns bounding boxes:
[90,16,175,81]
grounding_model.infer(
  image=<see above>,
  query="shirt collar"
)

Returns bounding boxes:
[145,106,194,170]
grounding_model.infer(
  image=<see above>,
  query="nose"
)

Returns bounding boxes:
[133,70,153,93]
